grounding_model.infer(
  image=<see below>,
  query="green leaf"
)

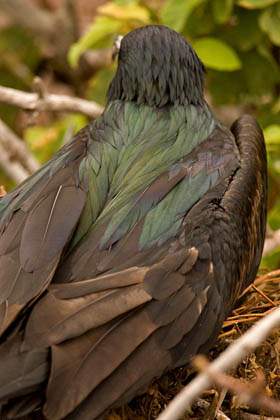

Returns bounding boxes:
[267,139,280,179]
[273,98,280,114]
[0,167,16,193]
[0,26,40,87]
[268,199,280,230]
[243,50,279,95]
[98,1,150,21]
[68,16,121,67]
[184,2,215,37]
[0,26,40,72]
[68,1,152,67]
[212,0,233,24]
[264,124,280,145]
[192,37,242,71]
[208,50,279,105]
[0,26,43,130]
[24,114,88,164]
[261,246,280,270]
[259,4,280,46]
[237,0,279,8]
[227,8,263,51]
[88,66,117,106]
[161,0,206,32]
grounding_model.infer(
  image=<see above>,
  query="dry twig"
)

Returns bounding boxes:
[194,398,231,420]
[0,80,104,184]
[238,412,280,420]
[239,270,280,299]
[194,357,280,416]
[0,116,40,184]
[156,307,280,420]
[0,118,39,174]
[0,141,29,184]
[0,84,103,119]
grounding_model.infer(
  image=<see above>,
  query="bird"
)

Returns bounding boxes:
[0,25,267,420]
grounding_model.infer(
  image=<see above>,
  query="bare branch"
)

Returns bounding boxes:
[0,119,39,174]
[0,85,103,119]
[0,142,29,184]
[0,81,103,184]
[157,307,280,420]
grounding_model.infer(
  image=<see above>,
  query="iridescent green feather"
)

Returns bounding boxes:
[69,99,217,252]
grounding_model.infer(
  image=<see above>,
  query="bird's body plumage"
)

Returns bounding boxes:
[0,25,266,420]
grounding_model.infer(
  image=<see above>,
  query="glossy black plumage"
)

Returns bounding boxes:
[0,25,267,420]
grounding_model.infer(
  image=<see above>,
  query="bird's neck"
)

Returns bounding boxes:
[107,63,205,108]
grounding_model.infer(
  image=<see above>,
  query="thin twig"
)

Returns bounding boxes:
[255,271,280,286]
[0,82,103,184]
[0,142,29,184]
[251,284,278,307]
[0,85,103,119]
[239,412,280,420]
[195,399,232,420]
[0,119,39,174]
[194,358,280,416]
[156,307,280,420]
[239,270,280,298]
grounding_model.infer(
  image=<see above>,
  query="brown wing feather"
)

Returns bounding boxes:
[41,247,208,420]
[20,185,86,272]
[0,132,87,329]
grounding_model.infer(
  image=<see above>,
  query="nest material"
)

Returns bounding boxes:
[106,268,280,420]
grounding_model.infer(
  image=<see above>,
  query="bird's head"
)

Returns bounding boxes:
[107,25,205,108]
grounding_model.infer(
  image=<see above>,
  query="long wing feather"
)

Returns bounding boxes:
[20,185,86,272]
[0,130,87,315]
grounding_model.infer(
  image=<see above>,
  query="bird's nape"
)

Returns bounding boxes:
[107,25,205,107]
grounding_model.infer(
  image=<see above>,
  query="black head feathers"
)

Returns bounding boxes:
[107,25,205,107]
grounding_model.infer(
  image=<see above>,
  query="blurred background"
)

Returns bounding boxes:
[0,0,279,269]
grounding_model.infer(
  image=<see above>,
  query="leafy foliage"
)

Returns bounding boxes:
[192,37,242,70]
[24,114,88,164]
[161,0,207,32]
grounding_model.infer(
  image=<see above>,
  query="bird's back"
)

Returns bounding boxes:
[0,25,267,420]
